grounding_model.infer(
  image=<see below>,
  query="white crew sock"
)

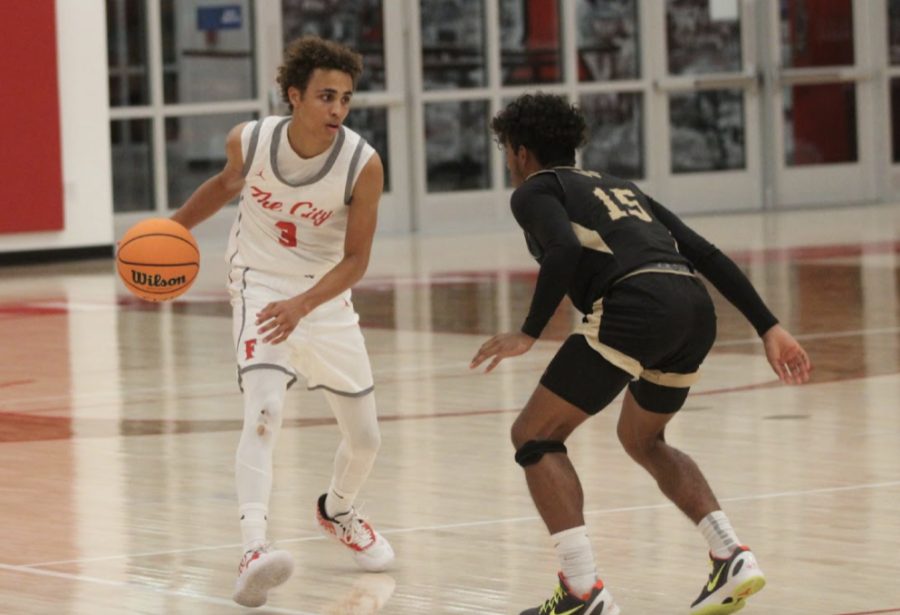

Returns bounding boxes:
[325,485,352,519]
[239,503,268,552]
[698,510,741,558]
[552,525,598,597]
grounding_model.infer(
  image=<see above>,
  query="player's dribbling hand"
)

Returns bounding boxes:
[762,324,812,385]
[470,332,536,373]
[256,297,312,344]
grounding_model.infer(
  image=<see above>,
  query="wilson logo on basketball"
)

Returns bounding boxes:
[131,271,187,288]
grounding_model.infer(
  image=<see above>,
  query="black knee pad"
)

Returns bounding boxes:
[515,439,568,467]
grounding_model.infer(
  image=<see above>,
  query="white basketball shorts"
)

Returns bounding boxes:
[228,268,374,396]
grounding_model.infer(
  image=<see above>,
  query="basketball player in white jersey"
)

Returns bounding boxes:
[170,36,393,608]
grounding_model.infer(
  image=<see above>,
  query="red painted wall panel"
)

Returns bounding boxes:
[0,0,65,234]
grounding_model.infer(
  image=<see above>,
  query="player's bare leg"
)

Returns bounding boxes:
[616,390,719,523]
[511,386,589,533]
[511,385,621,615]
[617,390,765,614]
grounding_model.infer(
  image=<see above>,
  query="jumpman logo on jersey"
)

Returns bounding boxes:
[253,168,266,181]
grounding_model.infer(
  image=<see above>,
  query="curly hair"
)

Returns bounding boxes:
[277,36,363,110]
[490,93,587,167]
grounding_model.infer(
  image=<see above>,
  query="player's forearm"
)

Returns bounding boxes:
[171,175,240,230]
[294,254,369,312]
[696,250,778,336]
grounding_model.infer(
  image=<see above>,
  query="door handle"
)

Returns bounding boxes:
[777,68,872,85]
[654,71,758,92]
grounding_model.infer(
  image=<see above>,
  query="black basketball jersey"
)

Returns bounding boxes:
[511,166,778,340]
[511,168,690,331]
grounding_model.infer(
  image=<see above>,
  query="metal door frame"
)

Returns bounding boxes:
[761,0,880,209]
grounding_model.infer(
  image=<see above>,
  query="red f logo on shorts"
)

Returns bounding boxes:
[244,339,257,360]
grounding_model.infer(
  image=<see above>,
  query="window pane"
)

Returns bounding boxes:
[160,0,256,104]
[425,101,491,192]
[281,0,385,91]
[111,119,154,212]
[107,0,150,106]
[166,113,257,208]
[890,0,900,65]
[781,0,854,68]
[421,0,486,89]
[577,0,639,82]
[666,0,741,75]
[500,96,517,188]
[346,107,390,192]
[580,92,644,179]
[670,89,745,173]
[500,0,562,85]
[784,83,857,166]
[892,78,900,161]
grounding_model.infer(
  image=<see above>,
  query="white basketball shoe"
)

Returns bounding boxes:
[315,494,395,572]
[232,544,294,607]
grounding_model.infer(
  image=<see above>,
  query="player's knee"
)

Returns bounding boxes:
[510,415,534,449]
[244,392,284,438]
[511,412,578,450]
[514,439,568,467]
[617,423,663,460]
[349,427,381,458]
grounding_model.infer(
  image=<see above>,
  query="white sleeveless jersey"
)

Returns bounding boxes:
[226,116,375,278]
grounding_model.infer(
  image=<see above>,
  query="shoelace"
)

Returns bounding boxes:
[538,584,566,614]
[334,510,375,548]
[238,545,267,573]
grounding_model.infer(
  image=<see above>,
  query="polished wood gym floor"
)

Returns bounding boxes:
[0,202,898,614]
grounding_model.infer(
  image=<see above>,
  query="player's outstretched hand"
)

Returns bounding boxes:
[762,324,812,385]
[470,332,536,373]
[257,297,312,344]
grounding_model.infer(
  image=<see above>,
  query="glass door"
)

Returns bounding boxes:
[882,0,900,199]
[576,1,646,193]
[408,0,500,233]
[650,0,763,213]
[264,0,411,233]
[108,0,266,224]
[765,0,878,208]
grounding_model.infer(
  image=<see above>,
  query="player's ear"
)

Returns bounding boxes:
[516,145,529,164]
[288,86,302,108]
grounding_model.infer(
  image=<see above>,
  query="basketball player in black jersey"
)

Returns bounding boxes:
[470,94,811,615]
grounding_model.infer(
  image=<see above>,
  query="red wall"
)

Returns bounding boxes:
[0,0,65,234]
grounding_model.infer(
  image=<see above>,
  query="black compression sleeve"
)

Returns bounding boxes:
[511,187,582,338]
[647,198,779,336]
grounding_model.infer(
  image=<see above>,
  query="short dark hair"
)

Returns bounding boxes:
[490,93,587,167]
[277,36,363,109]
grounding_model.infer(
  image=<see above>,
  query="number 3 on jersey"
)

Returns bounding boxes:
[276,221,298,247]
[594,187,651,223]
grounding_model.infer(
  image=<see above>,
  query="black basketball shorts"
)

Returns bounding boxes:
[540,272,717,415]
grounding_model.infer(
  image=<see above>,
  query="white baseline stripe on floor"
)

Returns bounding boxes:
[0,562,316,615]
[21,479,900,569]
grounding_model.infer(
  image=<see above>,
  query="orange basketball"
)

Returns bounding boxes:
[116,218,200,301]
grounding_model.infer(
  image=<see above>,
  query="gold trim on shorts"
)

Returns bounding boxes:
[575,295,701,388]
